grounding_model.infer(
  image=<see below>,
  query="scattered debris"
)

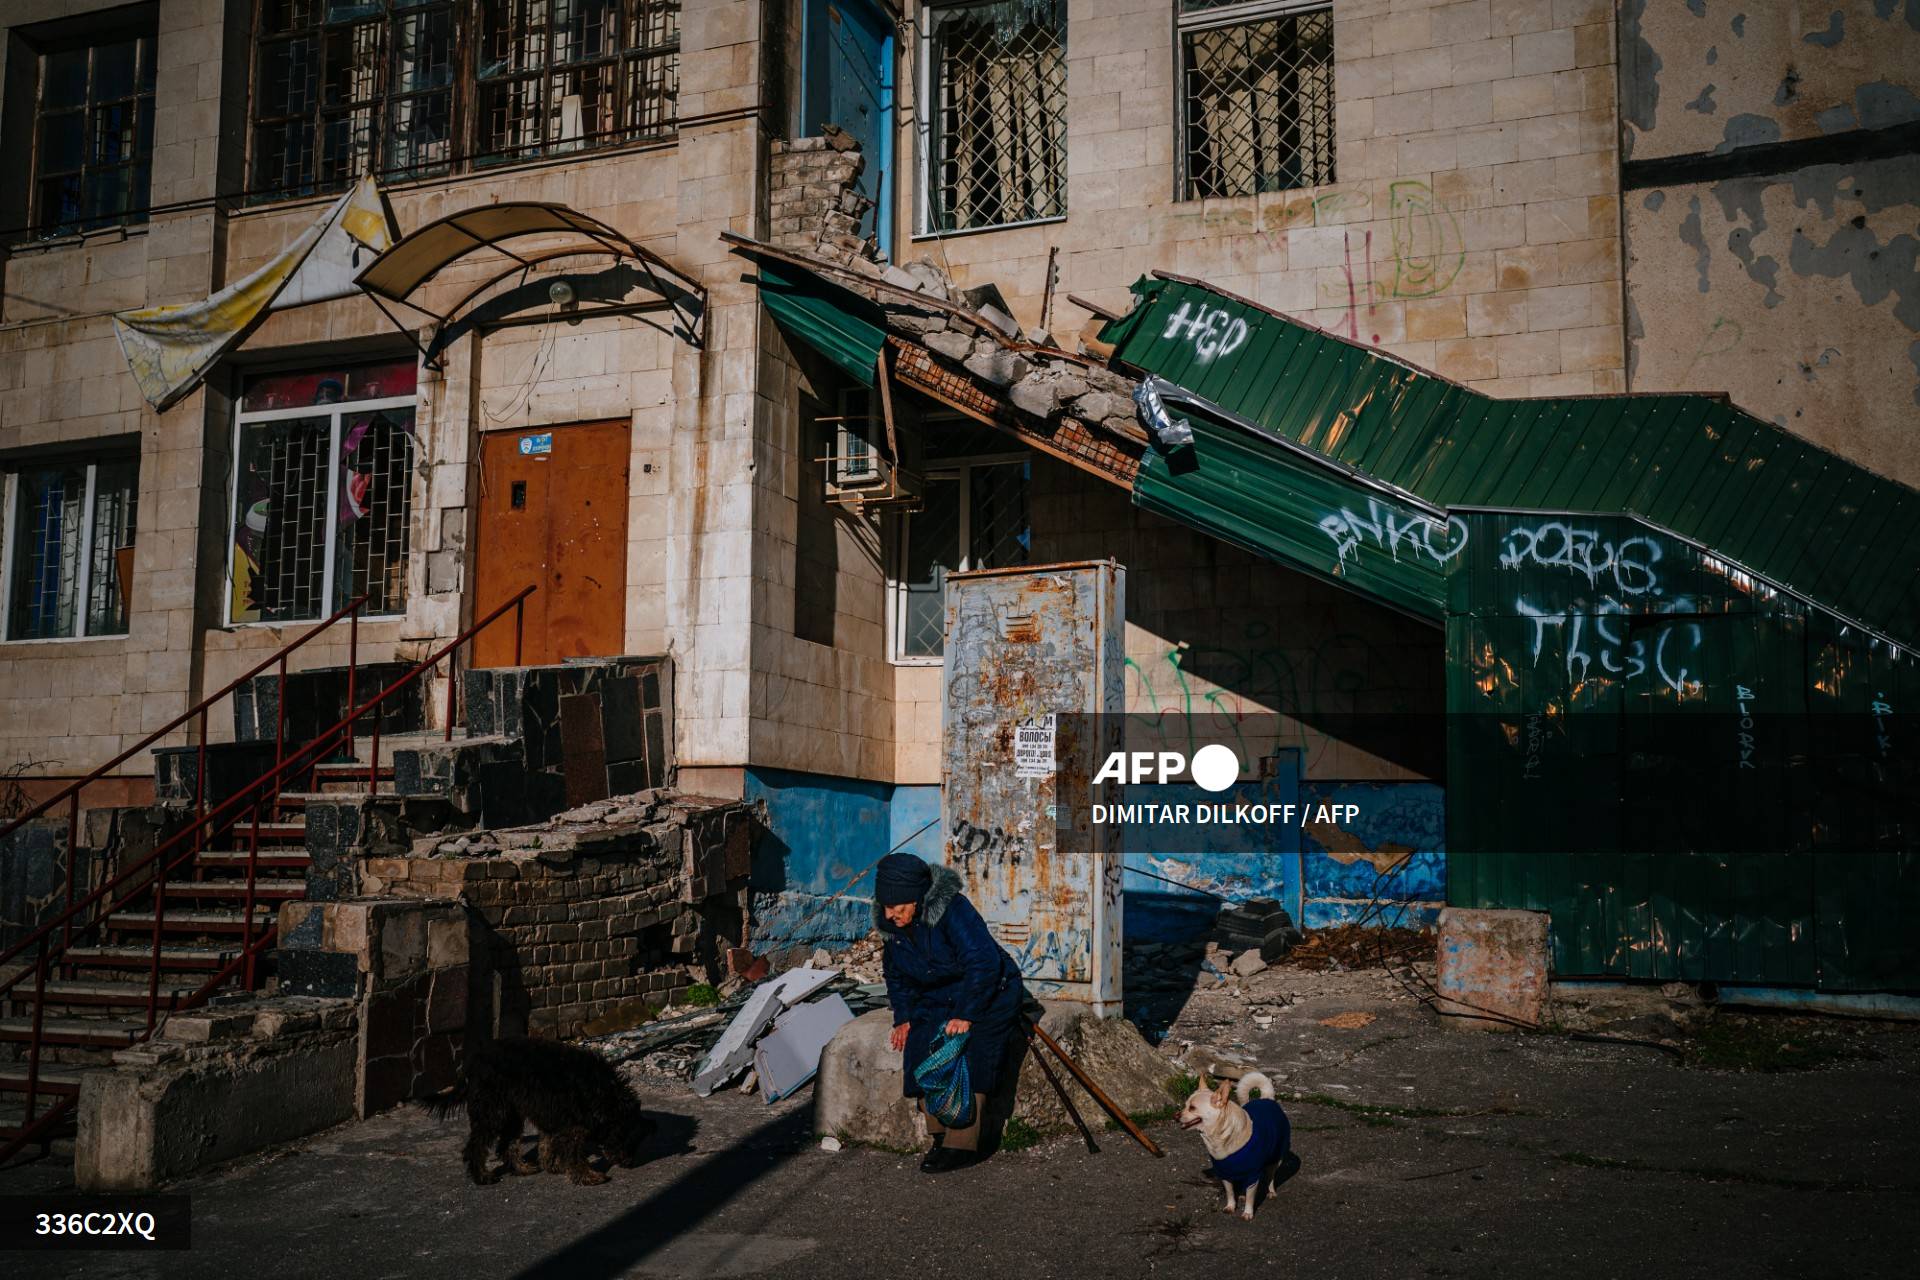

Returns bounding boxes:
[693,966,840,1096]
[754,993,856,1103]
[819,1136,842,1153]
[1285,925,1431,972]
[738,1069,758,1096]
[1230,951,1270,978]
[1320,1011,1378,1030]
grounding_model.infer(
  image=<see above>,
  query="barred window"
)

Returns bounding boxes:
[476,0,679,163]
[1178,0,1334,201]
[29,23,156,236]
[925,0,1067,233]
[249,1,678,201]
[890,443,1031,662]
[3,457,139,641]
[229,361,418,625]
[253,0,457,197]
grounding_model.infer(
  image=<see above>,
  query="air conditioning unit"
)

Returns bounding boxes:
[821,386,925,509]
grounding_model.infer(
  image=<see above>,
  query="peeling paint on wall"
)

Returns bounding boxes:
[1805,11,1847,47]
[1680,196,1712,293]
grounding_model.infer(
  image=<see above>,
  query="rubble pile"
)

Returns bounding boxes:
[1285,924,1431,972]
[766,129,1150,445]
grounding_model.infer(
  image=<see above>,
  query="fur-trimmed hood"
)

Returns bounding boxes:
[874,863,962,933]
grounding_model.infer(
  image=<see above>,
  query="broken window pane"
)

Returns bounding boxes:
[3,457,140,640]
[475,0,679,163]
[252,1,453,198]
[85,460,139,638]
[335,409,416,616]
[1180,4,1335,200]
[32,32,156,235]
[232,368,416,624]
[927,0,1067,232]
[233,417,334,625]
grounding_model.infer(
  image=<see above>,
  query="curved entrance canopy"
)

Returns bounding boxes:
[355,201,704,362]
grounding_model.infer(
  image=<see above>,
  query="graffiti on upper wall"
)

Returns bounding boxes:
[1382,180,1464,299]
[950,815,1025,869]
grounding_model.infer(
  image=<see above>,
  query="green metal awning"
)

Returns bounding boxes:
[756,262,887,386]
[1105,274,1920,650]
[1135,386,1454,622]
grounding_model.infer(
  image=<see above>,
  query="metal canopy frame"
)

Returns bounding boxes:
[353,201,706,366]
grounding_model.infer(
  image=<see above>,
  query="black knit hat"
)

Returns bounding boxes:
[874,853,934,906]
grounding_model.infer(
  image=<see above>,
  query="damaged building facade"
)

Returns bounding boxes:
[2,0,1919,1143]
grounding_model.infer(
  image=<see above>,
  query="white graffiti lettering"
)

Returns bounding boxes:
[1513,595,1709,695]
[1318,500,1469,569]
[1160,300,1250,363]
[1498,522,1663,596]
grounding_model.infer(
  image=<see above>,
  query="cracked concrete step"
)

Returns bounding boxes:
[102,908,275,936]
[220,821,309,848]
[0,1065,84,1096]
[8,978,201,1009]
[0,1016,143,1048]
[65,945,237,971]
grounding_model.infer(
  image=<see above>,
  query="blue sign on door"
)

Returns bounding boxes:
[519,433,552,456]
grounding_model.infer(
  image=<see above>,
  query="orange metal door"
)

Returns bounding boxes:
[473,421,630,668]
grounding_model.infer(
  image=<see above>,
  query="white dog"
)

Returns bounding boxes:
[1177,1071,1293,1220]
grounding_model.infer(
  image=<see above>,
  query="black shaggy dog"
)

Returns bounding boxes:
[429,1037,655,1186]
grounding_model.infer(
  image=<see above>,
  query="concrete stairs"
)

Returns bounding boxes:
[0,745,408,1152]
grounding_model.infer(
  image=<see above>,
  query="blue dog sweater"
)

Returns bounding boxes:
[1208,1098,1290,1195]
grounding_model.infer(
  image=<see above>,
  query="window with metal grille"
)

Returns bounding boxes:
[253,0,456,197]
[248,2,678,200]
[924,0,1067,233]
[890,454,1031,662]
[2,456,139,641]
[476,0,679,163]
[1178,0,1334,201]
[229,360,418,625]
[29,21,156,236]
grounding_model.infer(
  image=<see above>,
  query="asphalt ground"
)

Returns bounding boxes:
[4,966,1916,1279]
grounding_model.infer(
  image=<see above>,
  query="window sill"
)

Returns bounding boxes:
[219,614,407,633]
[910,214,1066,243]
[0,632,130,647]
[234,133,681,222]
[889,654,944,667]
[7,221,149,257]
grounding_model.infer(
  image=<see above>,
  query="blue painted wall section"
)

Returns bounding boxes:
[1121,772,1301,942]
[744,766,890,951]
[745,767,1448,953]
[1299,781,1445,927]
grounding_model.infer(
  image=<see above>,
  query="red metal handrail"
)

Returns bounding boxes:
[0,585,533,1163]
[0,591,373,856]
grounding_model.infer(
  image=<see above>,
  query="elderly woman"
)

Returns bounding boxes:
[874,852,1025,1173]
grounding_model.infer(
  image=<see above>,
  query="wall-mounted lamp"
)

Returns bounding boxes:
[547,279,576,308]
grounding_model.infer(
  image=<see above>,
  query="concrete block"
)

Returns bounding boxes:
[1434,907,1549,1030]
[813,1009,928,1152]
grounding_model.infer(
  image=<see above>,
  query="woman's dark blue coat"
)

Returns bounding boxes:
[879,864,1026,1099]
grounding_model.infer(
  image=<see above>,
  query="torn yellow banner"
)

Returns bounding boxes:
[113,176,397,412]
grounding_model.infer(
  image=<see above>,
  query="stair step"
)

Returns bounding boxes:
[196,850,310,871]
[0,1065,84,1096]
[65,945,235,971]
[0,1017,144,1048]
[9,979,200,1009]
[103,909,273,936]
[164,879,306,900]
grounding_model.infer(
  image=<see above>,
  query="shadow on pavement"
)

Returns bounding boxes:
[510,1106,814,1280]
